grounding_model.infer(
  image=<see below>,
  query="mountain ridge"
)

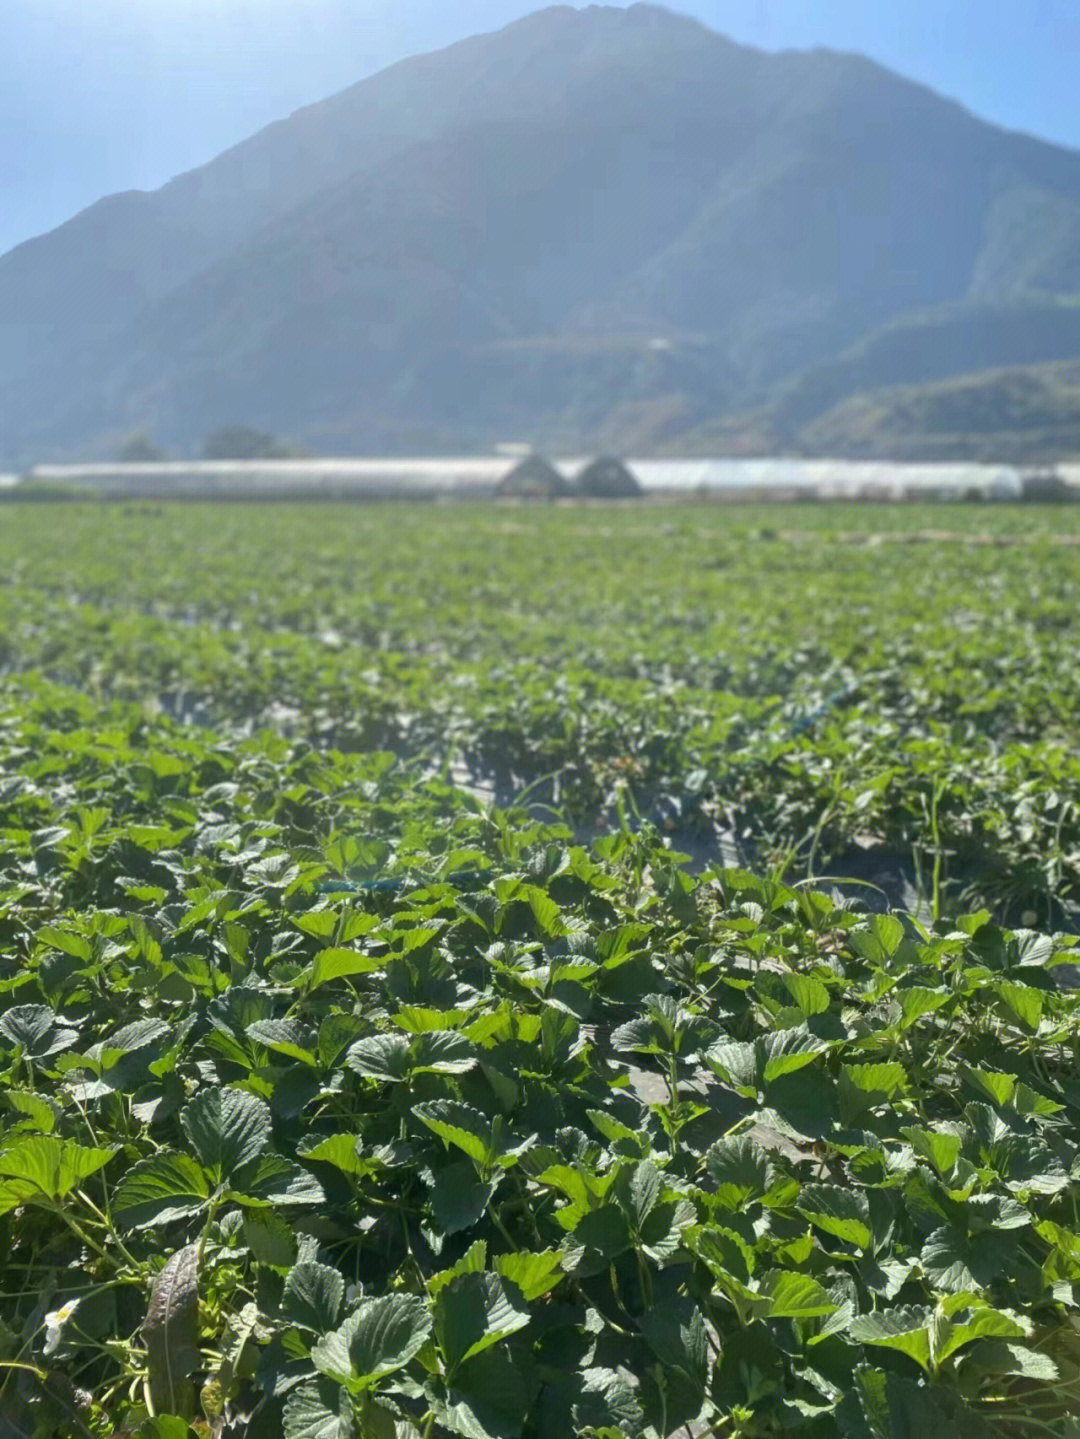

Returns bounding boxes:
[6,3,1080,462]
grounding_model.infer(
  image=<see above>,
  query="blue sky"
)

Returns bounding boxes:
[4,0,1080,257]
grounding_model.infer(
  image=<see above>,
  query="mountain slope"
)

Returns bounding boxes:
[7,3,1080,460]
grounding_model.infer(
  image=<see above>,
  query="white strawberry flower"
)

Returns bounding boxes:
[43,1299,80,1356]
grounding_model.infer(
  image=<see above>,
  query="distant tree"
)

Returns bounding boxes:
[118,433,164,462]
[203,426,296,460]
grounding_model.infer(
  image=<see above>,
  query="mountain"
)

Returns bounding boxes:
[7,3,1080,461]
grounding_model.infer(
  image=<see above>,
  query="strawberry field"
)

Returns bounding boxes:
[3,501,1080,1437]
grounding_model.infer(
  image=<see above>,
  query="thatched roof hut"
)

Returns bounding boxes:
[495,453,570,500]
[575,456,642,499]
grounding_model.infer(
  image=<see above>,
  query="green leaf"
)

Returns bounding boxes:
[230,1153,325,1207]
[761,1028,827,1084]
[312,1294,432,1394]
[0,1135,114,1203]
[849,915,909,964]
[434,1271,530,1373]
[427,1240,487,1298]
[757,1270,837,1319]
[95,1017,172,1062]
[284,1261,346,1334]
[848,1307,934,1371]
[345,1034,414,1083]
[902,1127,963,1177]
[853,1365,998,1439]
[841,1062,907,1101]
[783,973,830,1016]
[964,1340,1059,1381]
[308,949,385,990]
[243,1213,297,1267]
[413,1101,493,1168]
[135,1419,199,1439]
[996,982,1043,1032]
[493,1250,564,1302]
[524,886,565,938]
[797,1185,873,1249]
[415,1030,476,1075]
[704,1038,758,1093]
[429,1160,495,1235]
[687,1220,753,1289]
[299,1134,368,1175]
[180,1086,271,1178]
[0,1005,78,1056]
[704,1134,771,1208]
[444,1344,536,1439]
[897,987,950,1029]
[627,1160,661,1228]
[283,1379,357,1439]
[639,1297,710,1389]
[1012,1082,1064,1117]
[920,1227,1003,1293]
[561,1203,633,1276]
[246,1019,319,1065]
[962,1068,1016,1106]
[114,1152,211,1229]
[932,1303,1029,1367]
[4,1090,59,1133]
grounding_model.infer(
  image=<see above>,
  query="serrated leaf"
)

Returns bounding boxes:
[429,1159,496,1235]
[415,1029,477,1075]
[345,1034,413,1083]
[0,1135,114,1204]
[704,1037,758,1093]
[246,1019,319,1065]
[897,987,950,1029]
[97,1017,172,1061]
[963,1068,1016,1106]
[299,1134,368,1176]
[965,1340,1059,1381]
[282,1379,356,1439]
[493,1250,563,1302]
[848,1307,934,1370]
[902,1127,963,1177]
[627,1160,661,1228]
[920,1227,1003,1293]
[524,886,566,938]
[932,1305,1029,1367]
[312,1294,432,1394]
[243,1212,297,1267]
[284,1261,346,1333]
[230,1152,325,1207]
[997,982,1043,1032]
[427,1240,487,1298]
[4,1090,59,1133]
[434,1271,530,1373]
[704,1134,770,1208]
[797,1184,873,1249]
[180,1086,271,1178]
[114,1152,211,1230]
[0,1005,77,1057]
[761,1027,827,1084]
[757,1270,837,1319]
[783,973,830,1016]
[308,949,385,990]
[414,1101,493,1167]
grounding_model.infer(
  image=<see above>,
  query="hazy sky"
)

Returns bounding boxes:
[5,0,1080,257]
